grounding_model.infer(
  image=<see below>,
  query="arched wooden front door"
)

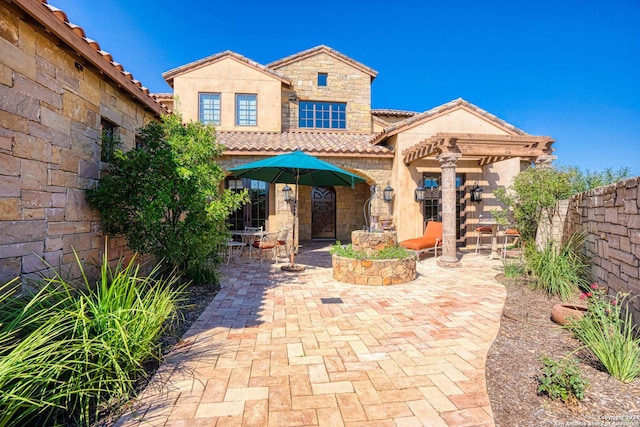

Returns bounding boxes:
[311,186,336,240]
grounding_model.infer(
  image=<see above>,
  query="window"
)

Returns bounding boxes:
[226,177,267,230]
[299,101,346,129]
[317,72,328,87]
[420,174,465,239]
[100,118,119,162]
[236,94,257,126]
[199,93,221,125]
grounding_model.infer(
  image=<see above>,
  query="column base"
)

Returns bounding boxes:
[437,256,461,268]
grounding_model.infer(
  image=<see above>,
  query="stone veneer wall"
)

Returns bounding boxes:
[0,3,158,284]
[562,177,640,326]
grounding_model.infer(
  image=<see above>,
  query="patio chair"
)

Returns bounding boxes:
[475,225,493,254]
[244,226,263,261]
[500,228,522,260]
[399,221,443,257]
[251,231,279,264]
[275,228,290,259]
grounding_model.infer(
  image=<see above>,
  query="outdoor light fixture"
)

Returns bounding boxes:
[414,184,427,202]
[470,181,483,203]
[383,184,394,203]
[282,184,293,202]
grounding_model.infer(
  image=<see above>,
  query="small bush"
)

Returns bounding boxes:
[570,284,640,383]
[538,355,589,404]
[0,251,185,426]
[526,232,590,301]
[502,259,525,278]
[330,242,412,260]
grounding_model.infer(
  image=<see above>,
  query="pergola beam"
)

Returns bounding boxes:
[402,132,554,165]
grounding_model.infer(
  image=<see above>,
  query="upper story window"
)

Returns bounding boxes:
[100,118,119,162]
[299,101,346,129]
[317,72,328,87]
[199,93,221,126]
[236,94,257,126]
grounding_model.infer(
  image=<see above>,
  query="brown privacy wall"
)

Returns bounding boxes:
[0,3,158,285]
[562,177,640,326]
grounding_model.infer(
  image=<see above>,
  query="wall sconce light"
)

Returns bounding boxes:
[383,184,394,203]
[282,184,293,202]
[470,181,483,203]
[414,184,427,202]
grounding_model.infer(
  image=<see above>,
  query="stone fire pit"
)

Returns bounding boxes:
[331,230,417,285]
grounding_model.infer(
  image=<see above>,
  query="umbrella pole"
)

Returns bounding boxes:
[283,173,305,272]
[290,181,297,267]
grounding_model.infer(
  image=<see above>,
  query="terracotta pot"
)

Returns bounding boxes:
[550,303,588,325]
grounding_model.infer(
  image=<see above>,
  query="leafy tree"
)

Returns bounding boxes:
[495,165,631,244]
[494,166,573,243]
[86,114,247,281]
[567,166,631,194]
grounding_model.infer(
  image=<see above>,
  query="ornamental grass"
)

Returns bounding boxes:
[570,284,640,383]
[0,251,185,426]
[526,232,590,301]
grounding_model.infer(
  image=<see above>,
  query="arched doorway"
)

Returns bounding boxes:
[311,186,336,240]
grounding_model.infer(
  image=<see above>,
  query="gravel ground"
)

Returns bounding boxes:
[486,276,640,427]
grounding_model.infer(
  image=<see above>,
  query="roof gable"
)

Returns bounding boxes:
[162,51,291,88]
[370,98,528,144]
[267,45,378,80]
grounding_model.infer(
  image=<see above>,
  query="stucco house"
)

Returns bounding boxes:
[162,46,556,265]
[0,0,165,284]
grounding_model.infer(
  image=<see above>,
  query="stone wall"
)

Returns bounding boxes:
[0,3,159,285]
[273,51,373,133]
[562,177,640,325]
[332,255,417,285]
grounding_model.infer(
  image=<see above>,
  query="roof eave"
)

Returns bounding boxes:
[268,45,378,79]
[15,0,166,117]
[163,52,291,87]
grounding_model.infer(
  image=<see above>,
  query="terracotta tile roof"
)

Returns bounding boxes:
[370,98,528,145]
[267,45,378,80]
[162,51,291,87]
[12,0,167,116]
[372,109,419,118]
[218,131,393,157]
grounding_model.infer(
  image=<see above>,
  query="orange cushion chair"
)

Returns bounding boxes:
[399,221,443,256]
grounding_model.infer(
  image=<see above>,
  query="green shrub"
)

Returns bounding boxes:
[86,114,248,282]
[537,355,589,404]
[502,259,525,278]
[494,166,574,243]
[570,285,640,383]
[526,232,590,301]
[330,242,413,260]
[0,251,185,426]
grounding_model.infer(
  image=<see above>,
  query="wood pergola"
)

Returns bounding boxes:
[402,132,555,267]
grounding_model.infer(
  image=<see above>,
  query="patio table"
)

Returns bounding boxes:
[230,230,266,261]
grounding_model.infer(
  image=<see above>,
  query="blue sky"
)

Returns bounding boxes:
[52,0,640,176]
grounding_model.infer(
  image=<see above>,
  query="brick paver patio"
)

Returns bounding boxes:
[116,243,505,427]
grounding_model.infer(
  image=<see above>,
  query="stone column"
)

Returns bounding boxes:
[437,152,461,267]
[535,154,557,168]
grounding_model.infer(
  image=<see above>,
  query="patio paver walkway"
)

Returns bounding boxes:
[115,244,505,427]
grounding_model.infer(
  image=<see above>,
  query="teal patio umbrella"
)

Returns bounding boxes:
[229,150,367,270]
